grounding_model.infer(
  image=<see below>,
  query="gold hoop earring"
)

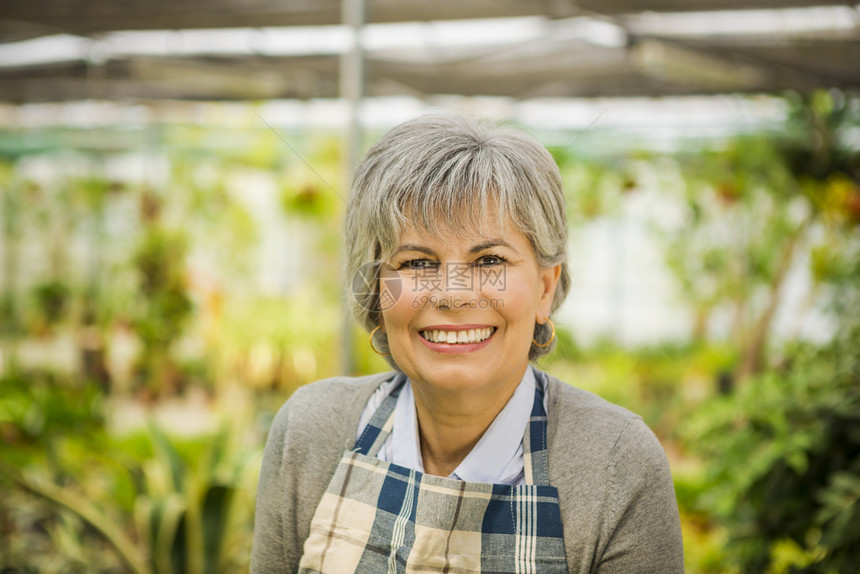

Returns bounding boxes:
[532,318,556,348]
[369,325,391,356]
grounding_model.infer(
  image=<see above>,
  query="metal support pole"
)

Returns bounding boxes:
[340,0,365,375]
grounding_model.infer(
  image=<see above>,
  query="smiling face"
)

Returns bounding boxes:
[379,211,561,399]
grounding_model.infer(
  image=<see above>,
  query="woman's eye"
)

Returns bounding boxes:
[476,255,507,266]
[400,259,438,270]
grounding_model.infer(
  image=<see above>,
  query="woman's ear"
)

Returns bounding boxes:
[536,264,562,322]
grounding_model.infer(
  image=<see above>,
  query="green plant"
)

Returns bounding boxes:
[2,462,149,573]
[1,370,258,574]
[0,372,104,464]
[133,422,258,574]
[1,419,259,574]
[684,252,860,572]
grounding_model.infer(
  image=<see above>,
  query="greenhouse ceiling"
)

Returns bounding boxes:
[0,1,858,102]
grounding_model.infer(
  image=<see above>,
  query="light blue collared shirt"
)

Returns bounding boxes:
[356,366,539,485]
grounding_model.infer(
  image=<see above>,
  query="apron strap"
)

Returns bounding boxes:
[353,373,406,456]
[523,369,551,486]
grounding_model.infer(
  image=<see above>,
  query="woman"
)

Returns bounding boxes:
[251,113,684,573]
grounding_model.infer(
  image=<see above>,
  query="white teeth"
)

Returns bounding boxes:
[422,327,495,344]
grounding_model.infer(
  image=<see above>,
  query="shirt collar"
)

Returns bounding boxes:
[391,381,424,472]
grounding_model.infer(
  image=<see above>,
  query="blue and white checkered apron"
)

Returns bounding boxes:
[298,371,568,573]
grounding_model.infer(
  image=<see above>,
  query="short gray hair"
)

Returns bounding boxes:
[344,111,570,364]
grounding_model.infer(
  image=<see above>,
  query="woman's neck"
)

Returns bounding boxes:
[411,366,526,477]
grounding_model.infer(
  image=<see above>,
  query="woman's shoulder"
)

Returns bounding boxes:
[273,371,396,432]
[286,372,394,410]
[544,371,642,423]
[542,370,667,468]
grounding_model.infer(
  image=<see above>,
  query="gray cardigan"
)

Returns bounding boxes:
[251,371,684,573]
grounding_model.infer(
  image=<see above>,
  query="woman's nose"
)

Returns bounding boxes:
[441,261,477,293]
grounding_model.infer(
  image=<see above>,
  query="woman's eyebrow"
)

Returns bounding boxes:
[469,239,518,255]
[392,244,436,256]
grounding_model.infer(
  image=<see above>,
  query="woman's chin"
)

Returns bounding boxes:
[408,355,523,392]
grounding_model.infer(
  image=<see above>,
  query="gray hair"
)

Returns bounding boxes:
[344,111,570,365]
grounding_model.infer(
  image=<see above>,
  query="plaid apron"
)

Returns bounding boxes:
[298,371,568,573]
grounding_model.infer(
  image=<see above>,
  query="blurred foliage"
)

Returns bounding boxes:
[668,90,860,573]
[683,249,860,572]
[661,91,858,379]
[0,371,259,573]
[0,371,104,466]
[278,137,344,222]
[30,279,72,333]
[131,422,257,574]
[0,162,23,337]
[0,119,351,572]
[782,90,860,187]
[544,90,860,573]
[550,154,629,223]
[132,221,194,396]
